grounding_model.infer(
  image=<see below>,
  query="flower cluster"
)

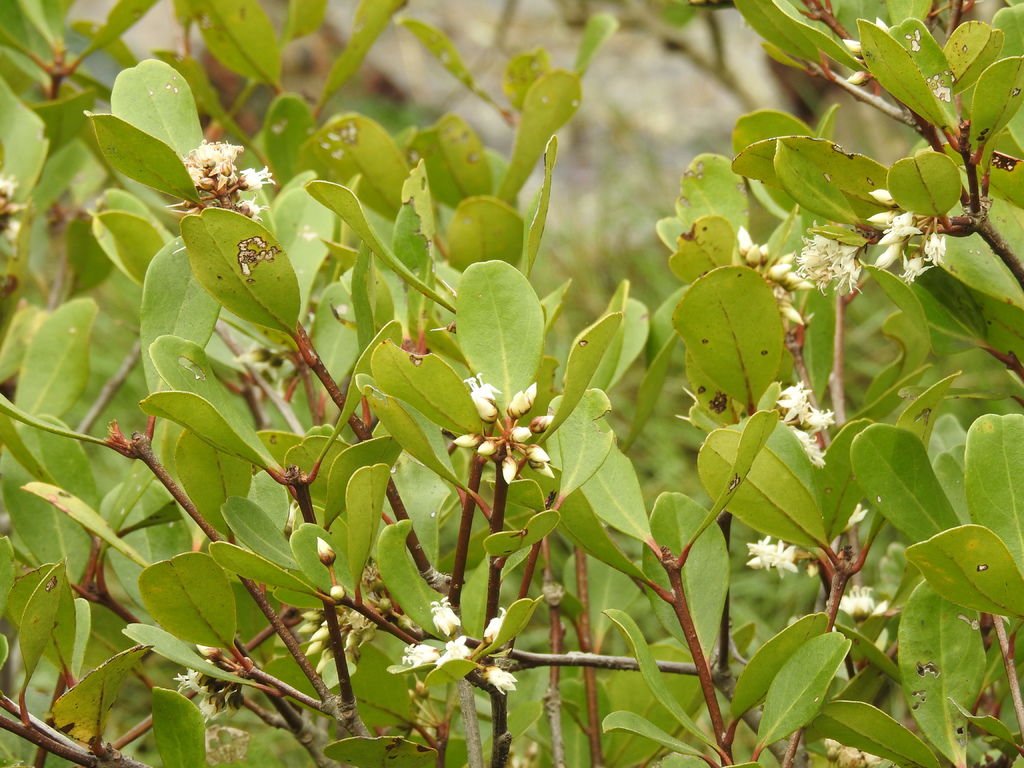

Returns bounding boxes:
[181,141,274,219]
[454,377,554,484]
[175,668,244,721]
[868,196,945,283]
[397,603,517,693]
[825,738,883,768]
[839,585,888,622]
[795,234,863,295]
[0,174,22,243]
[776,382,833,467]
[745,536,799,577]
[738,226,814,325]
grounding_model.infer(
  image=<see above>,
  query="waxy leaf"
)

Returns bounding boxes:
[601,711,702,757]
[152,687,206,768]
[138,552,237,647]
[447,196,523,270]
[110,59,203,155]
[51,647,147,743]
[812,700,940,768]
[122,624,243,684]
[19,562,69,681]
[906,524,1024,616]
[377,520,437,633]
[319,0,405,106]
[399,18,501,111]
[524,136,557,275]
[484,510,560,556]
[324,736,435,767]
[898,583,984,765]
[580,445,652,543]
[175,431,250,535]
[222,496,295,569]
[209,542,313,593]
[969,57,1024,153]
[456,261,544,410]
[757,632,851,747]
[965,414,1024,569]
[346,463,391,587]
[944,21,1004,93]
[549,389,614,498]
[181,208,300,334]
[90,114,199,201]
[887,150,962,216]
[17,298,97,418]
[179,0,280,84]
[674,266,783,409]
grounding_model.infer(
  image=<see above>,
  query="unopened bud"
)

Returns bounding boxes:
[843,39,862,55]
[529,414,553,433]
[782,304,805,326]
[317,537,336,567]
[196,645,221,659]
[330,584,346,602]
[506,383,537,419]
[867,210,896,228]
[454,433,483,448]
[311,626,330,644]
[869,188,897,207]
[307,640,324,656]
[477,438,499,457]
[846,71,869,86]
[524,444,551,464]
[502,456,519,485]
[737,226,754,256]
[768,263,792,282]
[510,426,532,443]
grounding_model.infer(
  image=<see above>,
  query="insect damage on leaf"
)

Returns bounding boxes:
[236,236,280,277]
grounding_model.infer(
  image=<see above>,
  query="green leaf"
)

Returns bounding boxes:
[319,0,405,106]
[209,542,312,593]
[668,216,735,283]
[51,647,147,743]
[0,77,48,194]
[283,0,326,40]
[305,181,456,312]
[575,13,618,73]
[820,420,870,539]
[966,414,1024,570]
[674,266,783,409]
[323,736,435,767]
[456,261,544,410]
[944,21,1004,93]
[497,70,580,202]
[949,700,1018,747]
[850,424,959,543]
[370,340,479,434]
[503,49,551,111]
[140,391,276,470]
[969,56,1024,153]
[174,431,250,535]
[757,632,851,747]
[812,700,940,768]
[346,463,391,587]
[676,154,748,230]
[906,524,1024,616]
[89,114,199,201]
[601,711,702,757]
[698,423,826,548]
[262,93,314,182]
[733,0,860,71]
[16,297,97,418]
[122,624,243,683]
[896,372,959,446]
[605,609,714,750]
[398,18,501,111]
[79,0,160,57]
[19,562,68,680]
[859,19,953,129]
[222,496,295,569]
[22,483,148,567]
[377,520,437,633]
[152,687,206,768]
[181,208,300,333]
[887,150,962,216]
[93,210,169,284]
[549,389,614,497]
[557,491,645,580]
[898,583,984,765]
[138,552,237,647]
[732,613,829,717]
[110,59,203,155]
[180,0,280,84]
[544,313,622,437]
[524,136,557,275]
[325,437,402,526]
[580,445,652,543]
[483,510,560,556]
[447,196,524,270]
[409,114,493,207]
[475,597,540,655]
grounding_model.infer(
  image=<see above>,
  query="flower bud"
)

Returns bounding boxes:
[330,584,346,602]
[501,456,519,485]
[866,210,896,228]
[307,640,324,657]
[524,444,551,464]
[842,39,862,55]
[317,537,336,567]
[782,304,805,326]
[530,414,553,433]
[768,263,792,282]
[846,71,869,86]
[869,188,897,207]
[875,242,903,270]
[196,645,221,659]
[506,383,537,419]
[477,438,499,457]
[311,625,330,644]
[736,226,754,256]
[529,461,555,478]
[510,426,532,443]
[454,433,483,448]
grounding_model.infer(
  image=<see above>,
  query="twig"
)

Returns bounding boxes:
[489,690,512,768]
[542,540,566,768]
[948,0,966,36]
[993,617,1024,739]
[782,729,803,768]
[449,457,484,609]
[484,469,511,626]
[507,648,698,675]
[829,293,848,426]
[458,681,485,768]
[573,547,604,767]
[809,63,916,126]
[77,342,141,434]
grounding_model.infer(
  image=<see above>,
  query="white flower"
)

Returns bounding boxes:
[791,426,826,468]
[868,189,896,207]
[777,382,811,425]
[175,669,204,694]
[842,39,862,55]
[923,233,945,265]
[465,374,501,423]
[874,242,903,270]
[745,536,799,576]
[840,585,888,621]
[197,698,220,721]
[402,643,441,668]
[846,71,869,86]
[0,174,17,199]
[737,226,755,255]
[803,406,835,432]
[867,210,896,228]
[239,165,274,191]
[796,234,861,294]
[507,383,537,419]
[878,211,921,245]
[900,255,931,284]
[183,141,242,186]
[846,503,869,529]
[484,666,517,694]
[483,608,506,644]
[437,635,472,665]
[430,597,461,637]
[4,219,20,243]
[501,455,519,485]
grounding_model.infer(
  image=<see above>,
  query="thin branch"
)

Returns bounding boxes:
[458,681,485,768]
[507,648,698,675]
[809,63,916,126]
[450,457,484,609]
[573,547,604,767]
[993,617,1024,739]
[77,342,141,434]
[542,539,566,768]
[829,293,848,426]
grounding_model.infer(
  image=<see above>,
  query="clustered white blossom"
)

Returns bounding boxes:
[737,226,814,325]
[824,738,883,768]
[181,140,274,219]
[454,376,554,484]
[0,174,22,243]
[745,536,800,577]
[398,604,517,695]
[175,667,243,721]
[795,234,863,295]
[868,195,945,284]
[839,585,889,622]
[776,382,833,467]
